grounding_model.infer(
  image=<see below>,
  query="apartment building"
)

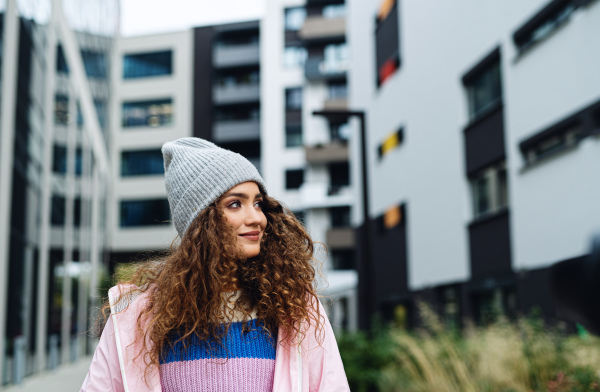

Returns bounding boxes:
[347,0,600,327]
[0,0,118,385]
[262,0,359,330]
[109,21,264,264]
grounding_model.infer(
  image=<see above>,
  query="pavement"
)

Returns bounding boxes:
[2,357,92,392]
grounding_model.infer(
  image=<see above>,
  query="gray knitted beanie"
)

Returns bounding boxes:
[161,137,267,238]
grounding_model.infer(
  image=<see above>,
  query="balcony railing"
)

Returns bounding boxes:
[305,55,348,82]
[326,227,355,249]
[305,141,349,164]
[213,42,260,68]
[213,119,260,143]
[298,15,345,42]
[299,181,353,209]
[213,83,260,104]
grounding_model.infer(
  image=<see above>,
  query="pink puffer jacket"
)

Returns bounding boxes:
[80,285,350,392]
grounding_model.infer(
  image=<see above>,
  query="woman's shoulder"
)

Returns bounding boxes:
[108,283,152,315]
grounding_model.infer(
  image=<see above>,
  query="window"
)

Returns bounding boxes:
[323,43,349,73]
[215,32,258,48]
[121,149,165,176]
[331,250,355,270]
[283,45,307,68]
[330,122,350,142]
[465,58,502,122]
[323,4,346,18]
[522,122,582,165]
[123,50,172,79]
[53,145,83,175]
[284,7,306,31]
[214,106,260,122]
[285,87,303,110]
[286,125,303,148]
[51,196,66,226]
[513,0,578,53]
[81,50,107,79]
[329,162,350,194]
[470,161,508,219]
[122,98,173,128]
[55,94,69,125]
[56,45,69,74]
[74,198,82,228]
[330,206,351,227]
[216,70,259,87]
[375,0,400,87]
[120,199,170,227]
[328,82,347,100]
[53,145,67,174]
[285,169,304,190]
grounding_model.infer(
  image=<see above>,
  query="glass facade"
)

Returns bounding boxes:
[120,199,171,227]
[123,50,172,79]
[121,149,165,176]
[466,60,502,121]
[122,98,173,128]
[0,0,116,384]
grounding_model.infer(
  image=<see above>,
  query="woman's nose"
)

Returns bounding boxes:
[244,205,263,225]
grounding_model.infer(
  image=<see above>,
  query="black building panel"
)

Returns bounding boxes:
[468,208,512,279]
[193,26,215,141]
[464,104,506,177]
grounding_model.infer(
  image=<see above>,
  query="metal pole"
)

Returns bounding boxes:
[0,0,21,381]
[356,112,375,330]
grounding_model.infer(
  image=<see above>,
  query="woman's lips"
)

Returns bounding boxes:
[239,231,260,241]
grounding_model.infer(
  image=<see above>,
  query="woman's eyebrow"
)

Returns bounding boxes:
[223,192,263,199]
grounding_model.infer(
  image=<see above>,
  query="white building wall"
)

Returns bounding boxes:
[261,0,306,208]
[506,2,600,269]
[263,0,358,328]
[348,0,600,289]
[110,30,193,252]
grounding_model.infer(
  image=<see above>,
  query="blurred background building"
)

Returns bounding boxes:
[348,0,600,328]
[1,0,599,387]
[0,0,118,385]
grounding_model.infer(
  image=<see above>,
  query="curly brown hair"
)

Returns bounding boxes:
[99,191,325,377]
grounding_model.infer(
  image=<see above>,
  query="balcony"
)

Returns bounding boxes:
[298,16,345,43]
[305,141,348,164]
[326,227,355,249]
[299,181,353,210]
[323,97,348,111]
[213,119,260,143]
[213,83,260,104]
[213,42,260,68]
[305,55,348,82]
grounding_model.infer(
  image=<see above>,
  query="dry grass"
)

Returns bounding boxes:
[376,304,600,392]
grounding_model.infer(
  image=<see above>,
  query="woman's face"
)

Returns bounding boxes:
[219,181,267,259]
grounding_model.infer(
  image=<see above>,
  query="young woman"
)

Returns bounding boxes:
[80,138,350,392]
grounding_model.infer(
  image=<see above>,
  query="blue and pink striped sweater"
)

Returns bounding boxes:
[159,318,277,392]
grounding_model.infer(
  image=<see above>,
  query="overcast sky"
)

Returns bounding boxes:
[121,0,266,36]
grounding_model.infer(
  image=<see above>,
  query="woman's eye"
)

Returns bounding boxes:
[254,200,263,208]
[229,201,241,208]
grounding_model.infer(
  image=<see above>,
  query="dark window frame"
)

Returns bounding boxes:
[120,199,171,228]
[123,50,173,79]
[519,97,600,168]
[462,48,502,124]
[285,169,305,190]
[121,149,165,177]
[121,98,173,128]
[512,0,583,54]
